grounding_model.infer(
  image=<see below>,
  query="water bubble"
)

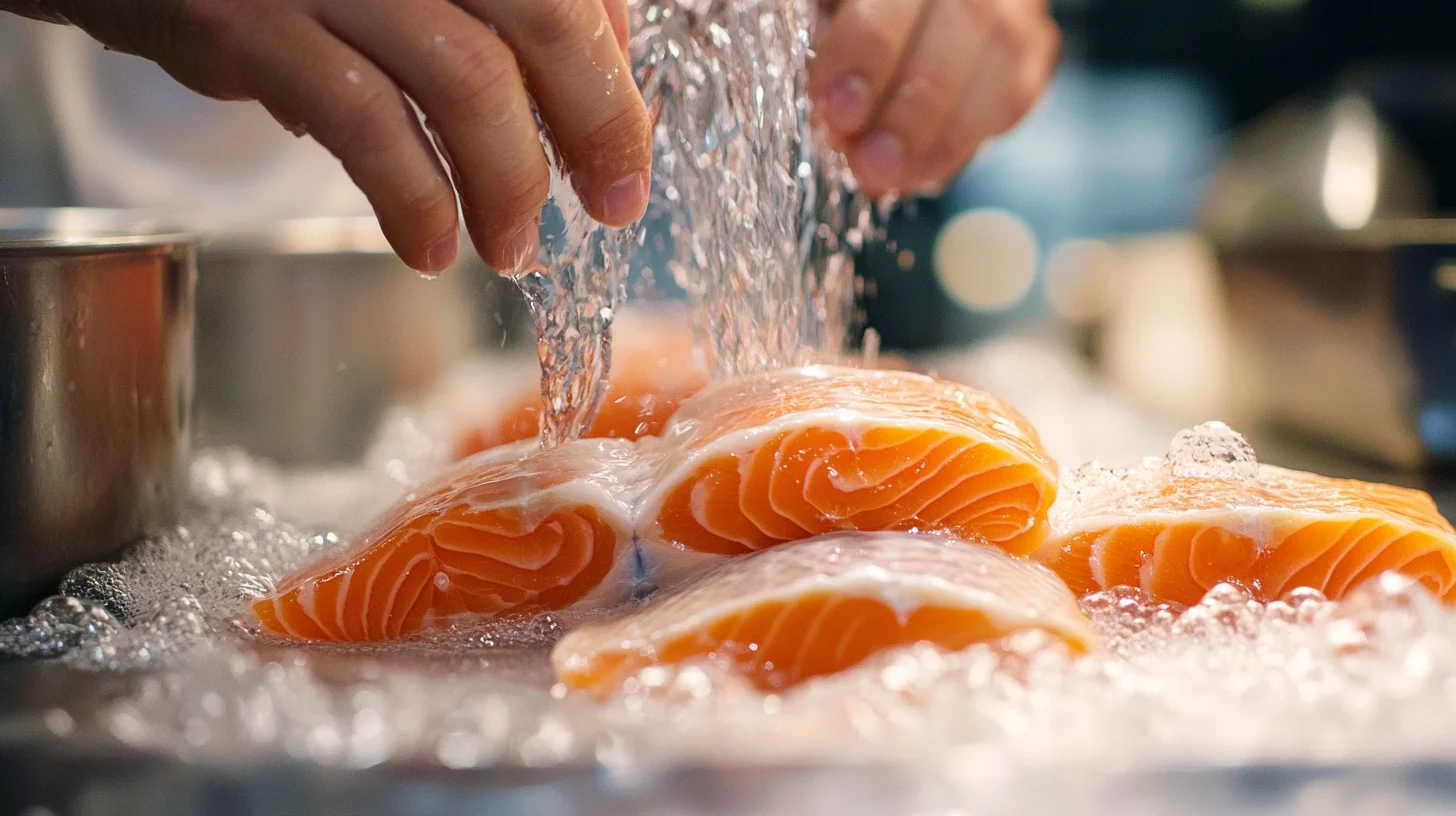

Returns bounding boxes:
[1163,421,1260,481]
[0,595,120,659]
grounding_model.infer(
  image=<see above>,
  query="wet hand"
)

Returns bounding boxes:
[808,0,1060,198]
[26,0,652,273]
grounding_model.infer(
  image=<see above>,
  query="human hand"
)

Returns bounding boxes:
[21,0,652,273]
[808,0,1060,198]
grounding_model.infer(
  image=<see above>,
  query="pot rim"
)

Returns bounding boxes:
[0,207,201,253]
[0,232,202,253]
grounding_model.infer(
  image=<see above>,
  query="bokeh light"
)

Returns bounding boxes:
[932,209,1039,313]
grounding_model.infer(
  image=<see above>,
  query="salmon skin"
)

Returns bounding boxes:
[635,365,1058,583]
[250,440,642,642]
[1036,423,1456,606]
[454,314,709,460]
[552,531,1095,698]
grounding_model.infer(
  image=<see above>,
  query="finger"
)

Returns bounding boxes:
[849,0,991,195]
[236,15,460,272]
[474,0,653,227]
[807,0,928,143]
[909,8,1060,192]
[603,0,631,61]
[319,0,553,272]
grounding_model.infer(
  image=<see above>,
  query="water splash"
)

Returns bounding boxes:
[509,126,636,448]
[632,0,873,377]
[513,0,877,449]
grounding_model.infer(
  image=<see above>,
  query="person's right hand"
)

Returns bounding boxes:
[28,0,653,273]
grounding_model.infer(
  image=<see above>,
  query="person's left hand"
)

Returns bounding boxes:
[809,0,1061,198]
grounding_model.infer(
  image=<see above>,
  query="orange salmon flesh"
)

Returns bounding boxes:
[1036,463,1456,606]
[636,366,1059,568]
[552,532,1095,698]
[250,440,640,642]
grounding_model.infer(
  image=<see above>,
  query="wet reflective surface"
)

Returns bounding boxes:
[0,223,195,619]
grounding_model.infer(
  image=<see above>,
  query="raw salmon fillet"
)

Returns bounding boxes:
[635,365,1058,581]
[251,440,641,642]
[553,532,1095,698]
[454,316,708,459]
[1036,423,1456,606]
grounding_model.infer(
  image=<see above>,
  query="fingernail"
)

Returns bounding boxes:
[602,172,648,225]
[426,231,458,272]
[824,75,871,133]
[854,131,906,190]
[500,218,540,272]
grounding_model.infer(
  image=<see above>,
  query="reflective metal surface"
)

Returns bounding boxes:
[193,217,518,467]
[0,213,196,619]
[1200,93,1433,248]
[1219,219,1456,469]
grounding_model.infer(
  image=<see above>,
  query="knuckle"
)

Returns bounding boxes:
[153,0,256,97]
[171,0,227,38]
[404,182,458,224]
[492,167,552,223]
[333,86,404,158]
[575,105,651,172]
[439,38,521,116]
[522,0,588,48]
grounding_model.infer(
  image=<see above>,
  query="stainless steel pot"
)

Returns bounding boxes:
[0,212,196,619]
[1217,220,1456,470]
[193,217,521,467]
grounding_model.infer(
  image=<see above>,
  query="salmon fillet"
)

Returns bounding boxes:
[553,531,1095,698]
[454,315,709,459]
[635,365,1058,583]
[251,440,641,642]
[1036,423,1456,605]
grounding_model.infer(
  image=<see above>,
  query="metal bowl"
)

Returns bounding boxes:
[1217,219,1456,470]
[0,210,196,619]
[193,217,523,467]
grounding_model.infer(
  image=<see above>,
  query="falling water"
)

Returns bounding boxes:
[516,0,876,448]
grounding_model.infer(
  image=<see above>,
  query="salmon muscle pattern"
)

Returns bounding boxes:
[634,366,1058,581]
[553,531,1094,698]
[1036,422,1456,606]
[454,313,709,459]
[251,440,642,642]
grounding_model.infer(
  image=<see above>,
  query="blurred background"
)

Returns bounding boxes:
[1,0,1454,469]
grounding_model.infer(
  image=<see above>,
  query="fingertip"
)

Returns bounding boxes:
[909,140,956,192]
[597,171,649,227]
[481,217,542,274]
[821,75,872,136]
[849,130,907,194]
[604,0,631,60]
[425,229,459,273]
